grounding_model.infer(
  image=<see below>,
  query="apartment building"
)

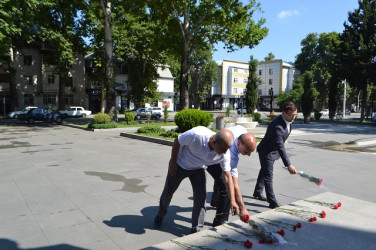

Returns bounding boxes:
[207,59,298,111]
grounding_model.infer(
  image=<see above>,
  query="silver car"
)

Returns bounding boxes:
[8,106,38,119]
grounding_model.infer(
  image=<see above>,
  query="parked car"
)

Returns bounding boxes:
[18,108,63,124]
[59,106,92,118]
[132,107,163,120]
[237,108,247,115]
[320,109,329,116]
[337,109,351,116]
[7,106,38,119]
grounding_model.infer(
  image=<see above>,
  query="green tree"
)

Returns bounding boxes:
[295,33,319,74]
[340,0,376,122]
[245,56,260,114]
[189,48,217,109]
[300,71,318,124]
[264,52,275,61]
[149,0,268,110]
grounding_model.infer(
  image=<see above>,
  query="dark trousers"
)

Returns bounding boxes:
[207,164,230,223]
[157,165,206,232]
[254,153,278,204]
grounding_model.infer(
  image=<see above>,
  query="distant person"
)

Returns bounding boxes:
[253,101,298,208]
[154,127,238,233]
[208,125,257,226]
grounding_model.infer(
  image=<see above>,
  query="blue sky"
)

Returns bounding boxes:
[213,0,360,63]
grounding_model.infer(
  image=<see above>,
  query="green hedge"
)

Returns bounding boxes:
[253,112,261,122]
[88,123,117,129]
[93,113,111,124]
[174,109,213,132]
[124,112,135,124]
[137,125,166,134]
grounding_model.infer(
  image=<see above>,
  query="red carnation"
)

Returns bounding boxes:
[333,204,339,209]
[297,223,302,228]
[242,215,250,223]
[337,202,342,207]
[313,216,317,221]
[277,229,285,236]
[293,225,297,231]
[259,239,265,244]
[268,239,273,244]
[244,240,253,248]
[309,217,314,222]
[321,211,326,218]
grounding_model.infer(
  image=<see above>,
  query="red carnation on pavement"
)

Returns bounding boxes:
[321,211,326,218]
[313,216,317,221]
[244,240,253,248]
[337,202,342,207]
[333,204,339,209]
[259,239,265,244]
[293,225,297,231]
[309,217,314,222]
[297,222,302,228]
[268,239,273,244]
[277,229,285,236]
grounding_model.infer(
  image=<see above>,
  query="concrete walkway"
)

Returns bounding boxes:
[0,120,375,249]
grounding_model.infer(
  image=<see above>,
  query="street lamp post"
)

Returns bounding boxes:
[342,79,346,119]
[269,87,273,114]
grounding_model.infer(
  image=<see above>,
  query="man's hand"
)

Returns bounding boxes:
[287,165,297,174]
[230,201,240,215]
[168,160,178,176]
[239,207,249,222]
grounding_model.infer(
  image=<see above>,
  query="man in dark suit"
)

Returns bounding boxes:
[253,101,298,208]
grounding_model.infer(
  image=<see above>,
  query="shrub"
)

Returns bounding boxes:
[174,109,213,132]
[226,106,231,117]
[119,120,139,125]
[124,112,135,124]
[163,105,169,123]
[88,123,117,129]
[137,125,166,134]
[253,112,261,122]
[314,111,322,121]
[161,130,180,138]
[93,113,111,124]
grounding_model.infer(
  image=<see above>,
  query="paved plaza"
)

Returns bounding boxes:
[0,119,375,249]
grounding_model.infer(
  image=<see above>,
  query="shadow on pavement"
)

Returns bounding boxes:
[0,238,88,250]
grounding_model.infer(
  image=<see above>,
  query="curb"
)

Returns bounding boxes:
[120,132,174,146]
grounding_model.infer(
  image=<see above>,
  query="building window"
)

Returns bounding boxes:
[24,55,32,66]
[244,69,249,74]
[47,75,55,84]
[0,73,9,83]
[65,77,73,87]
[234,78,238,83]
[92,81,101,89]
[43,94,57,105]
[23,75,34,85]
[269,79,273,85]
[65,95,73,105]
[243,78,248,83]
[259,70,262,75]
[269,68,273,75]
[234,68,238,72]
[258,90,262,96]
[233,88,238,94]
[42,54,57,65]
[24,94,34,105]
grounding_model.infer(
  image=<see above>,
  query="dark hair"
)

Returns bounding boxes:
[282,101,297,113]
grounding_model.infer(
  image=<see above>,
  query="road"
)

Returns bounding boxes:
[0,120,375,249]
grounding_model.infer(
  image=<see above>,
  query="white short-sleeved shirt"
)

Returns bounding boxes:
[227,125,248,177]
[177,126,231,172]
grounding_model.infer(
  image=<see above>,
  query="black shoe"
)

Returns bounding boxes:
[212,218,225,227]
[154,215,163,228]
[210,200,218,208]
[268,202,281,209]
[253,193,267,201]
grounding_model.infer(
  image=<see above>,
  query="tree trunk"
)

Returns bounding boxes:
[102,0,117,121]
[179,38,190,110]
[360,85,367,123]
[58,76,66,111]
[8,45,18,111]
[304,115,310,124]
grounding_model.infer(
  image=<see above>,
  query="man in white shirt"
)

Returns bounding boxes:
[154,126,237,233]
[208,125,257,226]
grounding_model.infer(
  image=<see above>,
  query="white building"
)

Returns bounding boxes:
[208,59,298,111]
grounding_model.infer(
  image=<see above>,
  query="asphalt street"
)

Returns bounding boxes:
[0,119,375,249]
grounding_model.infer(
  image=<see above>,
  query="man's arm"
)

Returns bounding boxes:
[233,176,249,219]
[169,138,180,176]
[223,171,239,215]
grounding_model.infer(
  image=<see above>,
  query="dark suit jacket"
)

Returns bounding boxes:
[257,115,291,166]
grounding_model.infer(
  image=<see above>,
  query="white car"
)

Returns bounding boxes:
[8,106,38,119]
[59,106,92,118]
[320,109,329,116]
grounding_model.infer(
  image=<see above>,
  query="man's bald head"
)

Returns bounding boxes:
[212,129,234,154]
[238,133,257,156]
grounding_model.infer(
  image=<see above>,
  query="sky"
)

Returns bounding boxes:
[213,0,360,64]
